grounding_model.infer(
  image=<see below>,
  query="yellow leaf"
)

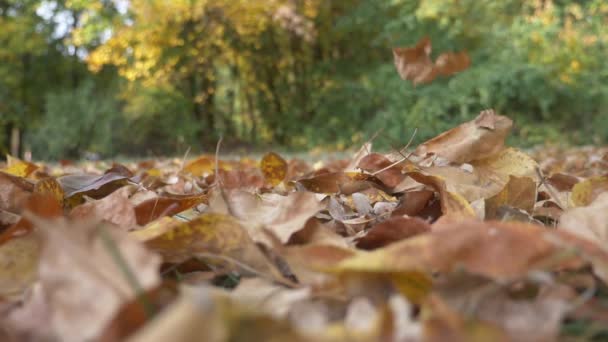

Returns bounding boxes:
[3,154,38,178]
[261,152,287,186]
[570,176,608,207]
[130,214,273,275]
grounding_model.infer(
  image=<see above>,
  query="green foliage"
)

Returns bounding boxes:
[30,81,120,159]
[120,86,200,155]
[1,0,608,158]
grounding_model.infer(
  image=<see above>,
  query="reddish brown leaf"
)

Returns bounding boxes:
[356,216,430,250]
[393,37,470,85]
[134,193,207,225]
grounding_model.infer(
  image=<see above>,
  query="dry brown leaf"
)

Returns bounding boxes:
[58,164,134,207]
[415,109,513,164]
[485,176,537,220]
[130,213,277,279]
[335,220,566,281]
[33,218,161,342]
[560,192,608,245]
[356,216,430,250]
[134,193,207,225]
[0,172,32,213]
[393,37,470,85]
[224,191,324,244]
[70,185,138,229]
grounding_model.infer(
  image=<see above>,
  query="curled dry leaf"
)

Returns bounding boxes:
[58,164,134,207]
[393,36,470,85]
[415,109,513,164]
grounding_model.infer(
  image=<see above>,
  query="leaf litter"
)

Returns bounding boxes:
[2,42,608,341]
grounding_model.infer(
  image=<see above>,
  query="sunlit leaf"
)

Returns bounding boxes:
[3,154,38,178]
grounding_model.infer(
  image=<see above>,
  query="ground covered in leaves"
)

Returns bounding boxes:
[2,111,608,342]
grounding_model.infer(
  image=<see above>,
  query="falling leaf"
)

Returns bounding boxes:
[415,109,513,164]
[261,152,288,186]
[393,37,470,85]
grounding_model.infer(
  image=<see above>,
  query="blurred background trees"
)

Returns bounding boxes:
[1,0,607,159]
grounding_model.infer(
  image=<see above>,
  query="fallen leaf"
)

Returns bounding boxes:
[356,216,430,250]
[560,192,608,244]
[70,185,138,229]
[222,190,324,244]
[34,177,65,207]
[130,214,276,278]
[0,172,32,213]
[485,176,537,219]
[3,154,39,178]
[33,218,161,342]
[0,233,39,298]
[415,109,513,164]
[261,152,288,186]
[134,193,207,225]
[570,176,608,207]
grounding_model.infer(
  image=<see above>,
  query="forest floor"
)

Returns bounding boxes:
[1,112,608,341]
